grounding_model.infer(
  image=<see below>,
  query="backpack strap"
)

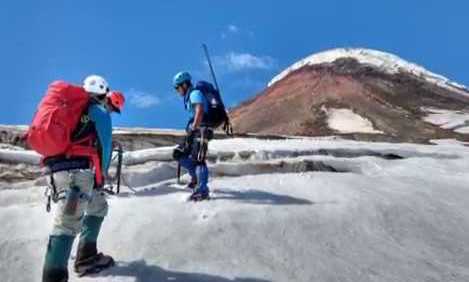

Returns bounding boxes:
[183,87,193,110]
[223,117,234,136]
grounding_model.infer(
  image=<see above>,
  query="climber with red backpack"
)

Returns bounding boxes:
[26,75,125,282]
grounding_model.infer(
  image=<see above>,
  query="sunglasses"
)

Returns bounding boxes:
[174,84,182,90]
[96,94,107,100]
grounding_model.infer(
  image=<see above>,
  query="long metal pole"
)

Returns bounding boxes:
[202,44,221,92]
[176,162,181,184]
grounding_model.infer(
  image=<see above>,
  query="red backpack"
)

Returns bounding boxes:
[27,81,103,185]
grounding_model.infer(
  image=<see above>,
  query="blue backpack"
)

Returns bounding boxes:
[192,81,230,129]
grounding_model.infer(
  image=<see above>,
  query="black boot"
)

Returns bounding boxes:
[74,241,114,277]
[188,189,210,201]
[186,178,197,190]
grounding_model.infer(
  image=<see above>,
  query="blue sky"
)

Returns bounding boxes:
[1,0,468,129]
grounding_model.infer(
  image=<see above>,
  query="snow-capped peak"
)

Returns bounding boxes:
[268,48,468,95]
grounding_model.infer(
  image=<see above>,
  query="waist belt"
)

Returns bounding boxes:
[44,157,91,173]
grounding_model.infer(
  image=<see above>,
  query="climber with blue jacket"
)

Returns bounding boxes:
[172,71,212,201]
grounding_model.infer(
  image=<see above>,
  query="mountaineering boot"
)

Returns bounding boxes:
[188,188,210,201]
[188,164,209,201]
[42,235,75,282]
[74,216,114,277]
[74,241,115,277]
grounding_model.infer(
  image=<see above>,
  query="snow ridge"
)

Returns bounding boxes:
[268,48,468,96]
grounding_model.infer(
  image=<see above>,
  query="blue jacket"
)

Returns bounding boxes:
[184,88,209,118]
[88,103,113,173]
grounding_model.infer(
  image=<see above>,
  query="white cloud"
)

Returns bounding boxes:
[127,89,160,109]
[214,52,277,72]
[221,24,243,39]
[228,24,239,33]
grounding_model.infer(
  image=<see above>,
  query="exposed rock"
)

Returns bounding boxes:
[230,50,469,143]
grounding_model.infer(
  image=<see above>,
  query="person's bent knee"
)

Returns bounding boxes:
[86,190,109,218]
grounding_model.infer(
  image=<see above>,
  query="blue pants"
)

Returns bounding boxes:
[179,157,209,192]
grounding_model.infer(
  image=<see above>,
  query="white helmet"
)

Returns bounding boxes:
[83,75,109,95]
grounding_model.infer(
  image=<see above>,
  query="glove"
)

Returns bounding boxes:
[185,125,199,146]
[187,124,198,135]
[173,144,189,161]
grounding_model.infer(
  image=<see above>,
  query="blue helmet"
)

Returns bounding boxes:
[173,71,192,88]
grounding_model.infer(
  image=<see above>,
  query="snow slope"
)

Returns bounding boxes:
[268,48,469,97]
[1,138,469,282]
[422,107,469,134]
[322,107,383,134]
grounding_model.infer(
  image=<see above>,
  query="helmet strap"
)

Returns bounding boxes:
[183,83,192,95]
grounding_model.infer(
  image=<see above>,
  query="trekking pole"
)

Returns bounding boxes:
[176,163,181,184]
[202,43,221,92]
[115,143,123,194]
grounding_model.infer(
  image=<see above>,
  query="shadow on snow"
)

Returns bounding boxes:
[96,259,271,282]
[116,183,315,206]
[211,188,314,206]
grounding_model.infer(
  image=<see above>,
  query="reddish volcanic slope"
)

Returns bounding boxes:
[230,50,469,143]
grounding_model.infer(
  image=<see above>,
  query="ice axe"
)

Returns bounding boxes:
[103,141,124,195]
